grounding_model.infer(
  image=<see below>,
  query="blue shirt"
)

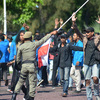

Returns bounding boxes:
[9,42,16,61]
[0,41,9,63]
[72,40,84,66]
[0,50,3,60]
[4,39,9,62]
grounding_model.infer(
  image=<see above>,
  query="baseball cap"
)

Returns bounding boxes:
[23,31,32,39]
[7,35,12,40]
[60,34,66,38]
[84,27,94,33]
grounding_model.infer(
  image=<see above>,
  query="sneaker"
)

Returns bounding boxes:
[7,89,13,93]
[62,93,67,97]
[74,90,81,93]
[40,84,44,87]
[52,86,55,89]
[58,82,61,86]
[37,79,44,87]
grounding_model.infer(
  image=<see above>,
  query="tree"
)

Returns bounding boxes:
[0,0,43,24]
[0,0,43,32]
[31,0,76,33]
[6,0,43,24]
[31,0,100,33]
[1,0,100,33]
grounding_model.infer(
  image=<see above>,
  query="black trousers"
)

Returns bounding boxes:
[52,55,59,86]
[10,63,17,91]
[0,63,7,80]
[42,66,48,85]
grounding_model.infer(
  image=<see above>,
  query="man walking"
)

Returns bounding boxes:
[0,35,9,86]
[70,33,83,93]
[73,14,100,100]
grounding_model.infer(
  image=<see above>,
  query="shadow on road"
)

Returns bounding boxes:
[0,93,12,96]
[37,90,54,93]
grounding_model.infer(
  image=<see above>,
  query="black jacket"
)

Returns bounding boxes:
[50,28,73,56]
[50,42,83,68]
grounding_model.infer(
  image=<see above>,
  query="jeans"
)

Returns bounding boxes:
[60,67,70,94]
[48,60,53,81]
[37,73,41,81]
[57,67,60,83]
[37,66,43,81]
[84,64,99,99]
[69,77,73,87]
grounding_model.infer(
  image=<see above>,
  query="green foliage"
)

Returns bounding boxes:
[6,0,43,24]
[0,8,4,31]
[89,21,100,33]
[1,0,100,33]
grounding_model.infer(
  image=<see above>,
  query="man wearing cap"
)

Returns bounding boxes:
[50,33,83,97]
[11,31,57,100]
[35,30,40,36]
[73,15,100,100]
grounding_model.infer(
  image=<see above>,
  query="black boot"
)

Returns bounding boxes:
[28,96,34,100]
[11,93,17,100]
[25,95,34,100]
[5,80,8,86]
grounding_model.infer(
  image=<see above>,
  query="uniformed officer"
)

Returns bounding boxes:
[11,30,57,100]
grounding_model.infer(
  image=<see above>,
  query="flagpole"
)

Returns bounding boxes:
[57,0,90,31]
[4,0,7,35]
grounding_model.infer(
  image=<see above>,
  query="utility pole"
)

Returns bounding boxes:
[4,0,7,35]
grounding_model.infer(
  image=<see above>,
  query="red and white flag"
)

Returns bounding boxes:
[38,38,51,68]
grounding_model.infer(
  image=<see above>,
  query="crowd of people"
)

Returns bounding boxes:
[0,13,100,100]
